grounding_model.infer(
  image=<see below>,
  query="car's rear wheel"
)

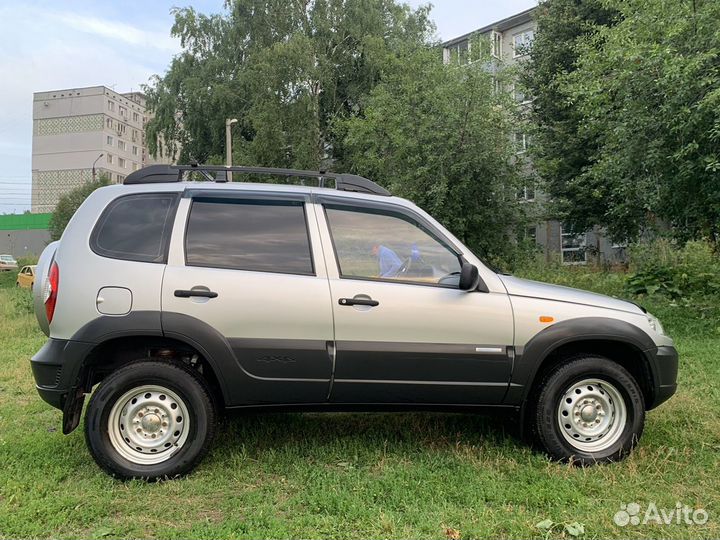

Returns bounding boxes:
[534,356,645,465]
[85,360,216,480]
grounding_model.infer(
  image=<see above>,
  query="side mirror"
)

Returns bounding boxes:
[459,262,480,291]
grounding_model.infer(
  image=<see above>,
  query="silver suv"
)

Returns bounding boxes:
[30,164,678,479]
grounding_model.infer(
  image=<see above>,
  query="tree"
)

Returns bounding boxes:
[341,46,523,265]
[562,0,720,242]
[143,0,433,169]
[521,0,619,233]
[48,177,110,241]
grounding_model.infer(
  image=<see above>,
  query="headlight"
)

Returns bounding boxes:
[647,313,664,335]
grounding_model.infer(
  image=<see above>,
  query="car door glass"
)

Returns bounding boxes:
[325,206,461,286]
[185,198,314,275]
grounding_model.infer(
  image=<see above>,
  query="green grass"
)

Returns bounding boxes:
[0,268,719,539]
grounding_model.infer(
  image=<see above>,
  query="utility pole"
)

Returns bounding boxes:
[225,118,238,182]
[92,153,104,182]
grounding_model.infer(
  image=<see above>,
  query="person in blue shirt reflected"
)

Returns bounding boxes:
[372,244,403,277]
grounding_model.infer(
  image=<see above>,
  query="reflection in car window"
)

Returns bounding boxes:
[325,206,461,286]
[185,199,314,275]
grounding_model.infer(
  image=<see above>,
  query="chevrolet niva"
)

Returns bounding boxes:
[30,164,677,479]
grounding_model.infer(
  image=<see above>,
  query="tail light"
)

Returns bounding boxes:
[44,261,59,324]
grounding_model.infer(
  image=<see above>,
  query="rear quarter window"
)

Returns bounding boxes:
[90,193,179,263]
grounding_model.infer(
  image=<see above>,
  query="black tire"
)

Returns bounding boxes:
[85,360,216,480]
[534,355,645,465]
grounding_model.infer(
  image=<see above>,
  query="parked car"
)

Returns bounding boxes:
[0,254,18,271]
[30,164,678,480]
[16,265,36,289]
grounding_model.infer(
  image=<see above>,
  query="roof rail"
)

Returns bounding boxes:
[123,164,391,197]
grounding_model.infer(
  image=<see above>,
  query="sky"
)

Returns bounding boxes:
[0,0,536,214]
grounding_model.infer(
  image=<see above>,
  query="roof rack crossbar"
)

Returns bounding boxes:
[123,164,391,196]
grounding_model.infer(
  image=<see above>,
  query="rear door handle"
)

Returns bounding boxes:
[339,297,379,307]
[174,289,218,299]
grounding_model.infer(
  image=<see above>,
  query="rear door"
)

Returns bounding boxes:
[161,190,334,405]
[315,197,515,405]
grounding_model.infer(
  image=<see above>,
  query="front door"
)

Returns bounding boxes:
[316,198,514,404]
[162,192,334,405]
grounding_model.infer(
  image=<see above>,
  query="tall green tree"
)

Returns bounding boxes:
[521,0,619,231]
[563,0,720,242]
[144,0,433,169]
[341,46,522,264]
[48,176,110,241]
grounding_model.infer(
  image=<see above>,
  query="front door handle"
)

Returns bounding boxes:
[174,289,218,299]
[339,297,379,307]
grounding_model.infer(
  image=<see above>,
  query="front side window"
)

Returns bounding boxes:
[185,199,314,275]
[91,193,178,263]
[325,205,462,286]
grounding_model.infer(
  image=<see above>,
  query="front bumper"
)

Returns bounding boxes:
[647,345,678,409]
[31,338,93,410]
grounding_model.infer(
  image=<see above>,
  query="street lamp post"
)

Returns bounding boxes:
[225,118,238,182]
[92,153,104,182]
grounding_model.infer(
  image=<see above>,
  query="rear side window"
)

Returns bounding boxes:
[91,193,179,263]
[185,198,314,275]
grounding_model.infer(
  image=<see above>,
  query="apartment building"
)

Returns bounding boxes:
[442,8,621,265]
[31,86,172,213]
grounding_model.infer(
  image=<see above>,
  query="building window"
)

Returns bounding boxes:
[513,30,535,58]
[106,118,113,129]
[133,112,140,122]
[132,145,138,156]
[117,175,125,183]
[561,225,587,265]
[517,184,535,201]
[118,157,126,168]
[514,132,529,154]
[107,154,113,164]
[444,39,470,65]
[107,100,115,111]
[526,226,537,242]
[133,162,139,171]
[119,105,127,118]
[118,140,126,151]
[513,84,530,104]
[491,30,502,58]
[106,135,113,145]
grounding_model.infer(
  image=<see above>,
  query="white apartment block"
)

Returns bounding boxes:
[31,86,171,213]
[442,8,536,69]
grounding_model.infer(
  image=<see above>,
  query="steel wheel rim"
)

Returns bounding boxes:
[557,378,627,453]
[107,384,190,465]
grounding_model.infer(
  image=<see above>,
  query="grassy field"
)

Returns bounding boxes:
[0,266,718,539]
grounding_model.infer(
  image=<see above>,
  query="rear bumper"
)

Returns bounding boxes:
[31,338,93,410]
[647,345,678,409]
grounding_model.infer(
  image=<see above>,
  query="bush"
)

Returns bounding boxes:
[626,240,720,301]
[8,287,33,315]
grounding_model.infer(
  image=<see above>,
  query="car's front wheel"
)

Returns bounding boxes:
[534,356,645,465]
[85,360,216,480]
